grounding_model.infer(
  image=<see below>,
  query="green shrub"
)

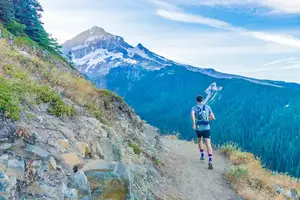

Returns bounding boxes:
[48,99,76,117]
[3,64,27,80]
[220,143,240,156]
[85,103,104,119]
[0,24,12,38]
[99,89,124,102]
[34,85,60,103]
[227,165,249,180]
[129,143,141,155]
[153,157,161,166]
[0,78,21,120]
[5,20,26,36]
[14,36,41,51]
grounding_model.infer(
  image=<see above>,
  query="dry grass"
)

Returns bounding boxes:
[0,39,123,123]
[220,143,300,200]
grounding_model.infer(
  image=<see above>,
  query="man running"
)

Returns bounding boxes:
[191,95,216,169]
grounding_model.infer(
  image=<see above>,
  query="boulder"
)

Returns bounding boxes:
[81,160,116,173]
[63,183,78,200]
[75,142,90,157]
[91,140,104,159]
[61,153,83,168]
[24,144,51,160]
[58,139,70,151]
[0,154,9,171]
[48,156,57,170]
[86,171,127,200]
[6,158,26,179]
[0,171,17,199]
[0,142,12,150]
[103,179,126,200]
[70,171,91,199]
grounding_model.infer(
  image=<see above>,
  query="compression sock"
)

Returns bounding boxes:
[200,149,205,158]
[208,154,213,163]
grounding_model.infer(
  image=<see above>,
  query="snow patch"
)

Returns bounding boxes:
[72,44,88,51]
[73,48,138,73]
[127,47,151,60]
[124,58,137,64]
[85,36,100,44]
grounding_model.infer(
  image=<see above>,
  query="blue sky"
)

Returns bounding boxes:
[39,0,300,83]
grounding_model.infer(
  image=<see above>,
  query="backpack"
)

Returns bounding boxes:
[194,105,210,126]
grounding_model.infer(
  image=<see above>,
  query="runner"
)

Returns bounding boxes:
[191,95,216,169]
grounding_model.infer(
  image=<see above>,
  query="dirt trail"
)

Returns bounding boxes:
[160,137,239,200]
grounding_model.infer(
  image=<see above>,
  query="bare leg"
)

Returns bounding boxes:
[205,138,214,169]
[198,138,204,151]
[198,138,205,160]
[205,138,213,155]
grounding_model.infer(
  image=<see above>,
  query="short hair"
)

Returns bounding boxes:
[197,95,204,103]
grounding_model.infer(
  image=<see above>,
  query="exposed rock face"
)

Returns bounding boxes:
[0,99,164,199]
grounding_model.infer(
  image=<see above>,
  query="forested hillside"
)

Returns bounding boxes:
[0,0,60,52]
[104,65,300,177]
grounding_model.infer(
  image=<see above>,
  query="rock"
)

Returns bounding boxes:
[99,137,122,162]
[27,182,65,199]
[48,156,57,170]
[0,142,12,150]
[0,154,9,171]
[91,140,104,159]
[290,188,297,198]
[6,158,25,179]
[63,183,78,200]
[19,50,29,57]
[24,144,51,160]
[0,112,16,142]
[0,171,17,199]
[273,184,299,199]
[81,161,116,173]
[58,139,70,151]
[75,142,90,157]
[70,171,91,199]
[103,179,126,200]
[86,171,127,200]
[61,153,83,168]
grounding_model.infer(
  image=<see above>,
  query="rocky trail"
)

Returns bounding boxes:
[160,137,239,200]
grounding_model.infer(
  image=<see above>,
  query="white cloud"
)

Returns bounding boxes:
[263,57,298,66]
[39,0,300,83]
[166,0,300,14]
[240,64,300,73]
[156,9,300,48]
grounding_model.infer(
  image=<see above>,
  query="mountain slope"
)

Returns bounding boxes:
[63,26,300,89]
[64,27,300,178]
[0,26,168,199]
[105,65,300,177]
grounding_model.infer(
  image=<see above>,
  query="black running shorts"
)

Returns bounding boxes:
[196,130,211,139]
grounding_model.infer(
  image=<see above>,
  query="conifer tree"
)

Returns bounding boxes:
[0,0,14,23]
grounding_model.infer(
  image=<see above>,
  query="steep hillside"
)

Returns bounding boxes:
[63,27,300,178]
[104,65,300,178]
[0,28,165,199]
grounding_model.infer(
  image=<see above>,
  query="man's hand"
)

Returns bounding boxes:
[192,124,196,130]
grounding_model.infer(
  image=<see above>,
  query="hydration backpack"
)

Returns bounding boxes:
[195,105,210,126]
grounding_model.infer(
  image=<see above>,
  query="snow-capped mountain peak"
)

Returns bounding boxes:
[62,27,175,77]
[63,27,288,88]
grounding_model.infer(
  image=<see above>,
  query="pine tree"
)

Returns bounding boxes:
[12,0,61,53]
[0,0,14,23]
